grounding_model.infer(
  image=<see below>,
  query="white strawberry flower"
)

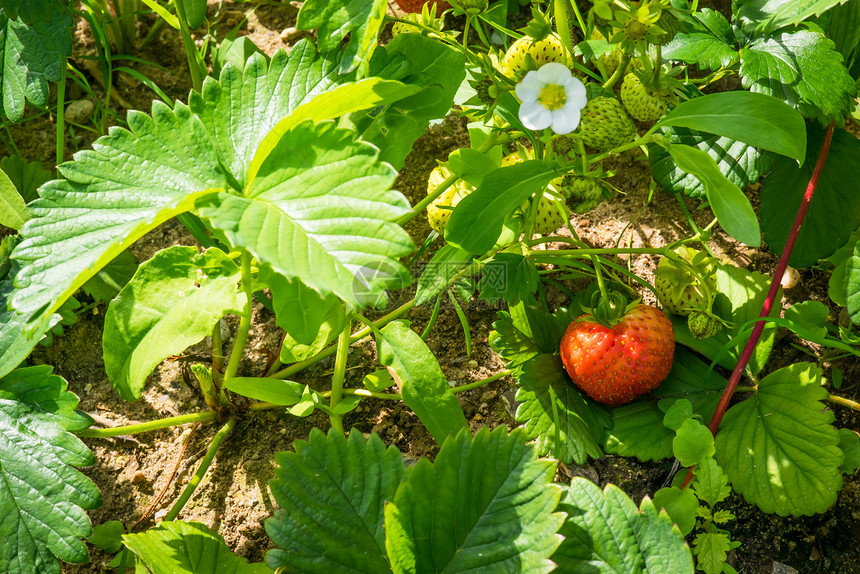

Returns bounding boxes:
[516,62,587,135]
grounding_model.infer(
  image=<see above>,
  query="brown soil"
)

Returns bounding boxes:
[3,2,858,573]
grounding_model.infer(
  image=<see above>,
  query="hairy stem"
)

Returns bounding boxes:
[222,251,254,384]
[164,417,236,521]
[328,323,353,433]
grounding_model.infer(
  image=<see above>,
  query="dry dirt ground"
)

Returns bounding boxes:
[1,1,858,573]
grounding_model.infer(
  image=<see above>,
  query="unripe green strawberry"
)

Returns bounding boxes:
[391,12,422,36]
[426,165,473,234]
[532,191,569,234]
[560,303,675,406]
[588,28,625,77]
[500,34,568,79]
[578,97,636,151]
[687,310,722,339]
[451,0,488,14]
[620,73,670,122]
[561,175,603,213]
[654,246,717,316]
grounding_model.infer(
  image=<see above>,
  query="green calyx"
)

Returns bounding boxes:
[654,246,718,316]
[581,291,633,328]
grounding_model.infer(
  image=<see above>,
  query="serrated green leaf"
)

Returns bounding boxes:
[693,531,731,574]
[446,160,559,254]
[124,520,271,574]
[662,32,739,69]
[377,320,467,443]
[297,0,386,74]
[783,300,830,340]
[655,92,806,164]
[265,428,403,573]
[87,521,126,554]
[414,244,475,306]
[553,479,695,573]
[673,418,715,467]
[845,241,860,326]
[489,310,540,369]
[223,377,304,405]
[385,427,564,574]
[448,147,500,188]
[0,366,101,574]
[692,458,732,508]
[0,0,66,23]
[665,143,760,246]
[478,252,539,304]
[198,120,412,308]
[740,29,856,120]
[0,7,71,121]
[515,353,609,464]
[650,126,774,199]
[103,246,245,401]
[354,34,466,169]
[827,0,860,71]
[838,428,860,474]
[0,155,52,203]
[0,165,28,229]
[662,398,695,431]
[761,126,860,268]
[715,362,844,515]
[693,8,735,43]
[738,0,849,35]
[0,273,58,378]
[653,486,698,536]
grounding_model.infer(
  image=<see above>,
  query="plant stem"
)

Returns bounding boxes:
[173,0,204,92]
[451,369,514,393]
[328,323,352,433]
[163,417,236,522]
[223,251,254,384]
[211,319,223,387]
[56,65,67,165]
[77,410,218,437]
[826,394,860,412]
[681,121,836,489]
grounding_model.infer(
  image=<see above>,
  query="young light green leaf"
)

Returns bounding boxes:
[385,427,564,574]
[363,369,394,392]
[0,155,53,203]
[692,458,732,508]
[761,125,860,268]
[693,531,732,574]
[377,320,467,443]
[673,418,715,467]
[448,147,500,188]
[650,126,774,199]
[656,92,805,164]
[87,520,126,554]
[515,353,610,464]
[838,428,860,474]
[662,398,695,431]
[446,160,559,253]
[103,246,246,401]
[0,7,71,121]
[784,300,830,340]
[662,32,738,69]
[0,366,101,574]
[123,520,271,574]
[715,363,844,515]
[266,428,404,573]
[666,143,760,246]
[738,0,849,35]
[740,29,856,120]
[198,120,413,308]
[653,486,699,536]
[223,377,304,405]
[553,478,695,572]
[0,166,29,230]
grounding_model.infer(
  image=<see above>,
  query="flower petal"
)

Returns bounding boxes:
[536,62,572,84]
[519,100,552,130]
[515,71,544,102]
[563,77,588,109]
[550,107,581,134]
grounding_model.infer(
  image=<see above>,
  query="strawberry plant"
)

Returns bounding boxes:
[0,0,859,572]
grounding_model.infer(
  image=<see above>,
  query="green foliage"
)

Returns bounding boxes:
[663,9,738,69]
[80,249,138,303]
[0,7,72,121]
[515,353,610,464]
[477,252,539,303]
[650,126,774,199]
[0,155,52,203]
[377,320,468,443]
[297,0,386,74]
[0,164,29,229]
[0,366,101,574]
[103,246,246,401]
[738,0,850,35]
[266,429,403,573]
[553,478,695,572]
[385,427,565,573]
[414,244,475,306]
[761,125,860,267]
[123,520,271,573]
[715,363,844,515]
[845,241,860,325]
[0,0,66,23]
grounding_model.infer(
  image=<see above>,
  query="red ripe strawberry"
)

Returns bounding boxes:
[559,304,674,406]
[394,0,451,13]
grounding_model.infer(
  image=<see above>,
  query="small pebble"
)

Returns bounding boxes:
[131,471,146,484]
[65,99,94,124]
[780,266,800,289]
[466,359,478,368]
[154,509,168,520]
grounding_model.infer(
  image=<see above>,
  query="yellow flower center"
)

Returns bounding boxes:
[538,83,567,111]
